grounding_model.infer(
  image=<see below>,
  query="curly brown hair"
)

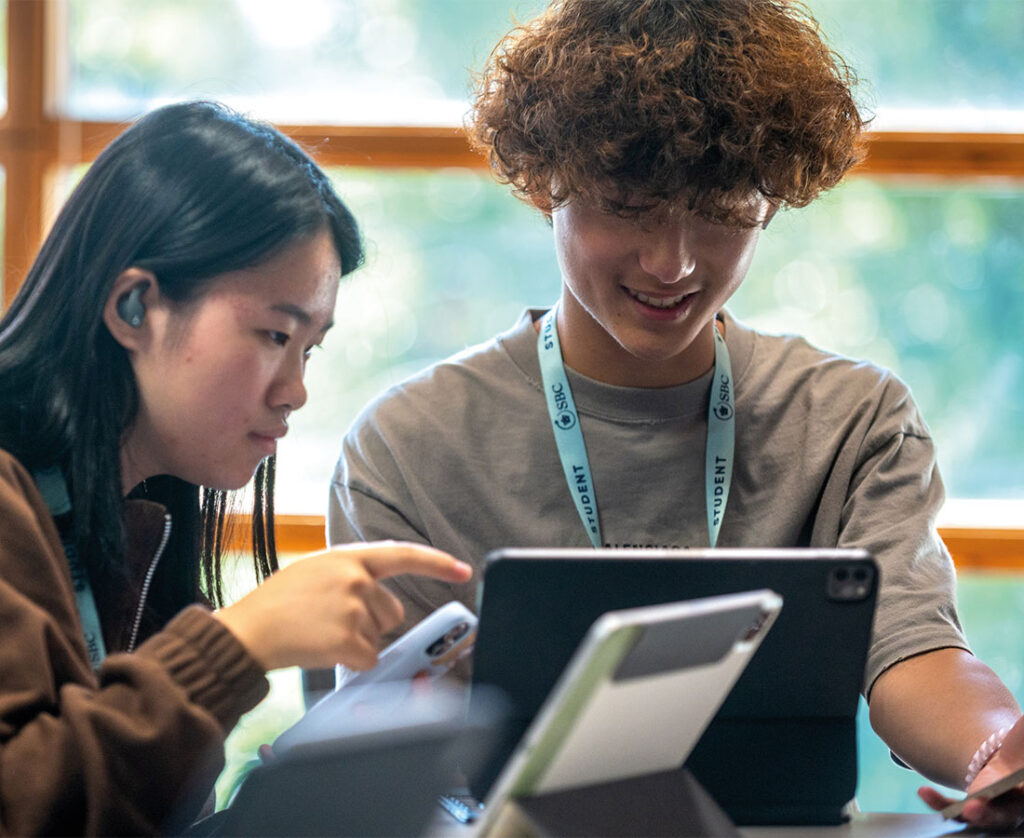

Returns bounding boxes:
[469,0,866,226]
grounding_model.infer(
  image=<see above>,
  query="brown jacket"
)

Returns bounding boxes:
[0,449,269,835]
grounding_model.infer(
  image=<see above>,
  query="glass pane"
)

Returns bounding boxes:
[60,0,546,123]
[730,179,1024,505]
[61,0,1024,129]
[808,0,1024,130]
[274,172,1024,515]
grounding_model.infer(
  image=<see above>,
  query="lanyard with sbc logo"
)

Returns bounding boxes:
[537,306,735,548]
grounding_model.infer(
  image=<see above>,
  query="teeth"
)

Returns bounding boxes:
[629,289,688,309]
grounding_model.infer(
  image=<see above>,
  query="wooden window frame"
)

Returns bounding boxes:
[3,1,1023,569]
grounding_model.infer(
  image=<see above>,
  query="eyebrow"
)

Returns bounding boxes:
[271,303,334,333]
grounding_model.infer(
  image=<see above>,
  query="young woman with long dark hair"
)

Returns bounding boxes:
[0,100,470,835]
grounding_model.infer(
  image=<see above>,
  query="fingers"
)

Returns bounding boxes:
[363,581,405,636]
[229,543,470,672]
[960,793,1024,831]
[920,784,1024,831]
[343,628,381,671]
[330,542,473,584]
[917,786,953,813]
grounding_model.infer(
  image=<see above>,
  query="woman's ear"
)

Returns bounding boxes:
[103,268,159,351]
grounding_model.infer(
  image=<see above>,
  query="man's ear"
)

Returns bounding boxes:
[103,268,159,350]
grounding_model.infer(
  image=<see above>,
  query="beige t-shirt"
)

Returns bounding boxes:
[329,308,968,695]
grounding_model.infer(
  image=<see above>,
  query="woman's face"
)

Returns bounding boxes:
[118,231,341,493]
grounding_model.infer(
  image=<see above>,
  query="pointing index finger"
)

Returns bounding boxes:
[343,541,474,583]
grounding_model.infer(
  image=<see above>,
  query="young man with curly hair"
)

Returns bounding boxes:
[329,0,1024,827]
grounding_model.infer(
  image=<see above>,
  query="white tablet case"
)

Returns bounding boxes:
[482,588,781,818]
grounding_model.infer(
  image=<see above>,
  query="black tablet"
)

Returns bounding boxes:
[467,547,878,826]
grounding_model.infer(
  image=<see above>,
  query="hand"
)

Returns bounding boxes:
[919,715,1024,830]
[215,542,472,672]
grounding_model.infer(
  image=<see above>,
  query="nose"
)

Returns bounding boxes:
[270,355,308,413]
[637,223,696,285]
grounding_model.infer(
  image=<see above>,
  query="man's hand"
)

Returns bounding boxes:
[919,714,1024,831]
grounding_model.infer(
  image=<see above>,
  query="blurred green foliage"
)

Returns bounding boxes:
[63,0,1024,125]
[812,0,1024,118]
[63,0,547,122]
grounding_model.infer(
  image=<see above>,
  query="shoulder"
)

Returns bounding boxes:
[732,317,923,431]
[0,447,81,639]
[0,447,51,523]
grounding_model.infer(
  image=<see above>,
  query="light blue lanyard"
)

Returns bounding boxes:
[33,466,107,668]
[537,307,735,548]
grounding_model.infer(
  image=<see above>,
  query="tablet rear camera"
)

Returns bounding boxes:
[827,564,874,602]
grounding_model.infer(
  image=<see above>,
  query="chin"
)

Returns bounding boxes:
[194,463,263,493]
[621,339,692,363]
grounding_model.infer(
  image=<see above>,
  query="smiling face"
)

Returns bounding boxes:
[551,199,771,388]
[114,230,341,493]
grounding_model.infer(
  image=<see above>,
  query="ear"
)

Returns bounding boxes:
[103,268,159,351]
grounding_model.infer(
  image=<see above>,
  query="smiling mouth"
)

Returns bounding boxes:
[626,288,693,309]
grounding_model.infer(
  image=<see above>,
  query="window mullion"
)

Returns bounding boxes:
[3,0,56,308]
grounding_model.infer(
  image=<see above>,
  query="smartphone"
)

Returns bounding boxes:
[335,600,478,690]
[273,602,477,755]
[941,765,1024,819]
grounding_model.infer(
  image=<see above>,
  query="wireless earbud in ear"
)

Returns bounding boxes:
[117,285,146,328]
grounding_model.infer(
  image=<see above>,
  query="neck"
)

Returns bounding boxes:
[119,427,156,497]
[545,295,719,388]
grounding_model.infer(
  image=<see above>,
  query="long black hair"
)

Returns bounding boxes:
[0,100,363,624]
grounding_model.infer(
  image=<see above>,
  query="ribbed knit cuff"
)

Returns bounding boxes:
[145,606,269,731]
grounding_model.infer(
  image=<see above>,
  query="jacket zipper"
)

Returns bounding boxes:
[127,513,172,654]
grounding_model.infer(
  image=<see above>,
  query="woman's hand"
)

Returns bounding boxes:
[215,542,472,672]
[919,714,1024,830]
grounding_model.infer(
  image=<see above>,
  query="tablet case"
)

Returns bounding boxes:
[476,592,781,838]
[468,548,878,826]
[501,592,781,796]
[489,769,742,838]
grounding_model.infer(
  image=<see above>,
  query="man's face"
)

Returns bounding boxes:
[550,197,771,388]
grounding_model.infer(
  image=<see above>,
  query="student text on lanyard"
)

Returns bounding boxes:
[537,306,735,548]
